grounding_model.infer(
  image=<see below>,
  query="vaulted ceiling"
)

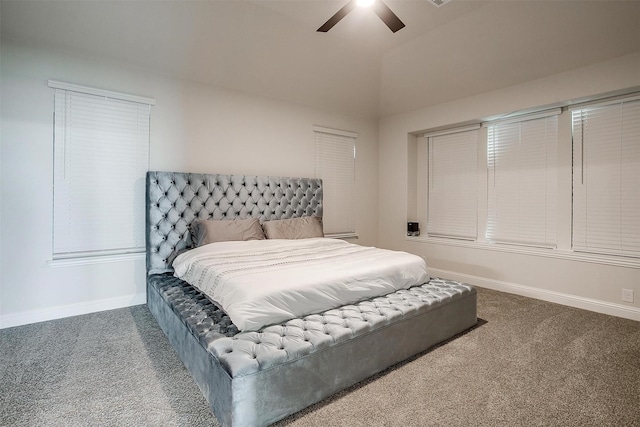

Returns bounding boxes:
[2,1,639,119]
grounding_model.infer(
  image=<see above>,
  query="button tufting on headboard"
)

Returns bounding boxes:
[146,171,323,275]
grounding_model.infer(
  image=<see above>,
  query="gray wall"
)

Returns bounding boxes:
[1,0,639,327]
[0,41,379,327]
[378,52,640,321]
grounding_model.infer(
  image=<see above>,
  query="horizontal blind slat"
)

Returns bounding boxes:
[315,129,356,235]
[427,129,478,240]
[487,115,557,248]
[572,98,640,258]
[53,88,151,258]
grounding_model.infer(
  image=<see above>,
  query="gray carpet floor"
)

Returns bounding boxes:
[1,287,639,427]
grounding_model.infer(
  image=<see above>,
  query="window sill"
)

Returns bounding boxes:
[327,233,358,239]
[406,235,640,269]
[48,251,145,268]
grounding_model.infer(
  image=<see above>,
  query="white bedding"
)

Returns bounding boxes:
[173,238,429,331]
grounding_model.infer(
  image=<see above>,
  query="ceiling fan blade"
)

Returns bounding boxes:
[371,0,405,33]
[317,0,357,32]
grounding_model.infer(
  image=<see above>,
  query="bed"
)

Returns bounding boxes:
[146,171,477,427]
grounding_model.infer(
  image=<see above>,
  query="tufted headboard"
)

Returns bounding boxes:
[146,171,323,275]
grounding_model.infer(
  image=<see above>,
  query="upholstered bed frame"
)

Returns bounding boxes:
[146,171,477,427]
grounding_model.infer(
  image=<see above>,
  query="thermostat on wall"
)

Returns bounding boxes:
[407,222,420,237]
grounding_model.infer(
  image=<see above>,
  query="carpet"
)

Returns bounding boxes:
[1,287,639,426]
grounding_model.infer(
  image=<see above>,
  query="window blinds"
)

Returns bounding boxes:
[486,113,558,247]
[314,126,357,237]
[52,85,152,259]
[572,97,640,258]
[427,128,478,240]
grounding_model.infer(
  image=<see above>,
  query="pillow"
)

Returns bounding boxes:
[191,218,265,247]
[262,216,324,240]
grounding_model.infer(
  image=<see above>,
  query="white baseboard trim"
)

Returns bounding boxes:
[0,292,147,329]
[430,268,640,322]
[3,271,637,328]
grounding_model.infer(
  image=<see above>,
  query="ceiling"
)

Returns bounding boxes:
[2,1,639,119]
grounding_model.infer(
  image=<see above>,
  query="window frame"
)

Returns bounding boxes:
[424,126,480,241]
[570,95,640,259]
[485,109,560,248]
[48,80,155,262]
[313,125,357,238]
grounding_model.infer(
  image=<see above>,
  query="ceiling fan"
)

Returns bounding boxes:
[317,0,405,33]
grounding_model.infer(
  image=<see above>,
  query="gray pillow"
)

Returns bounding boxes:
[191,218,265,247]
[262,216,324,239]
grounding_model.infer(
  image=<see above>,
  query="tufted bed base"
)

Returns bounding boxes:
[145,171,477,427]
[147,274,476,426]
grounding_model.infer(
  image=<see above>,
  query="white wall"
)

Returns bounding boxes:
[378,52,640,321]
[0,40,379,328]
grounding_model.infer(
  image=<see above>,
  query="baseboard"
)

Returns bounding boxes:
[3,272,637,328]
[0,292,147,329]
[430,268,640,322]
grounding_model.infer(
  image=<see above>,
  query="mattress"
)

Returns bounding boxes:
[147,273,477,426]
[172,237,429,331]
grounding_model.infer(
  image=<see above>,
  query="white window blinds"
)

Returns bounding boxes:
[427,128,478,240]
[51,82,153,259]
[572,96,640,258]
[486,112,558,247]
[314,126,357,237]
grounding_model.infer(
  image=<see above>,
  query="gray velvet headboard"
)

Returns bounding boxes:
[146,171,323,275]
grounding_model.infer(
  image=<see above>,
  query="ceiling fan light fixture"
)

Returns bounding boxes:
[317,0,405,33]
[357,0,375,8]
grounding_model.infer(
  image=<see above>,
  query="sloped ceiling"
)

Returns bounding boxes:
[380,0,640,117]
[1,1,639,119]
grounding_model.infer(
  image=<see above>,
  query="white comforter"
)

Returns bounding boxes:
[172,238,429,331]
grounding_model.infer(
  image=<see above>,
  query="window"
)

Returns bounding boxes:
[313,126,357,237]
[572,96,640,258]
[50,81,154,259]
[426,127,479,240]
[486,110,559,247]
[410,91,640,267]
